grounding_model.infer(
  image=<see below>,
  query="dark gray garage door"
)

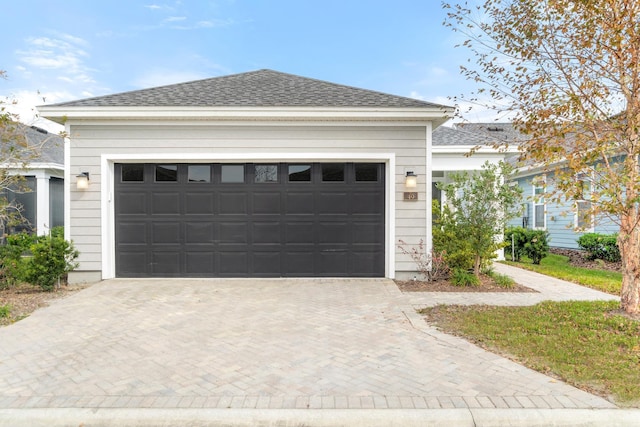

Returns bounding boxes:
[115,163,385,277]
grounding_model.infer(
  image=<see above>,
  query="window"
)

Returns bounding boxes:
[49,177,64,228]
[288,164,311,182]
[321,163,344,182]
[155,165,178,182]
[221,165,244,183]
[533,178,546,229]
[254,165,278,183]
[188,165,210,183]
[2,176,36,233]
[576,201,592,230]
[355,163,378,181]
[122,164,144,182]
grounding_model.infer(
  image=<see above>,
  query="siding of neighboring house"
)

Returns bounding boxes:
[67,123,431,278]
[509,173,619,249]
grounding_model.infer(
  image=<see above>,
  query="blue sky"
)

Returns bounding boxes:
[2,0,493,131]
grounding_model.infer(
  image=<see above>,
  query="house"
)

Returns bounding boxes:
[38,69,514,282]
[0,123,64,236]
[458,122,619,249]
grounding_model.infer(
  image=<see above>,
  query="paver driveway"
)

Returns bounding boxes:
[0,278,614,411]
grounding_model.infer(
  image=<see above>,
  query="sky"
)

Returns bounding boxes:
[1,0,497,132]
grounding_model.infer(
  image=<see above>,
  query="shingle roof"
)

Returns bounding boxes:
[23,125,64,164]
[433,125,505,146]
[454,122,526,145]
[45,69,449,109]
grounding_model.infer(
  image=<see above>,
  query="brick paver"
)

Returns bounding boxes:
[0,272,617,411]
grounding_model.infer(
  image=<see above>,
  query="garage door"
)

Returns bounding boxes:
[114,163,385,277]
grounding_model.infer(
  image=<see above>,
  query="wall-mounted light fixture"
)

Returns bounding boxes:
[76,172,90,190]
[405,171,417,188]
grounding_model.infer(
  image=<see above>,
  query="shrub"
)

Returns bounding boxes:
[0,227,79,291]
[504,227,549,265]
[523,229,549,265]
[397,239,449,281]
[451,268,480,287]
[22,228,79,291]
[577,233,621,263]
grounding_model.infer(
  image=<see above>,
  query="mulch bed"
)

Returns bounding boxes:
[0,283,83,327]
[396,274,537,293]
[550,247,622,272]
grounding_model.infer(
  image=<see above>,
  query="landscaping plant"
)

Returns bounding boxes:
[578,233,621,263]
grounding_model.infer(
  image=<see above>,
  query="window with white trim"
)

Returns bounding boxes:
[575,173,593,231]
[532,178,546,229]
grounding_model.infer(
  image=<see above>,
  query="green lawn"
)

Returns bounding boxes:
[421,300,640,406]
[503,253,622,295]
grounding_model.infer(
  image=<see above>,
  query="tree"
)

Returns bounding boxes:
[444,1,640,314]
[437,161,522,277]
[0,70,49,236]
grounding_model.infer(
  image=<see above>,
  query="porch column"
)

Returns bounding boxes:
[35,171,50,235]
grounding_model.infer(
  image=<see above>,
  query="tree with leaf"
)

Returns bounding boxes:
[0,70,50,236]
[437,161,522,277]
[444,0,640,314]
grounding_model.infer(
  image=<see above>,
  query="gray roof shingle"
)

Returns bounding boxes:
[23,125,64,164]
[433,125,506,146]
[45,69,449,109]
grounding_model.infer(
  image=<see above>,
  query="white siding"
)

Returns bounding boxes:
[68,122,431,280]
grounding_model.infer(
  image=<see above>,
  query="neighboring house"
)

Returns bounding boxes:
[39,69,513,282]
[0,124,64,236]
[458,122,619,249]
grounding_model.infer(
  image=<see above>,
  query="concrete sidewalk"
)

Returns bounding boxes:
[0,268,636,426]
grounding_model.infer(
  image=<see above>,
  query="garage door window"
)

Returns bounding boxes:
[322,163,345,181]
[255,165,278,183]
[121,164,144,182]
[156,165,178,182]
[288,164,311,182]
[355,163,379,182]
[188,165,210,183]
[221,165,244,183]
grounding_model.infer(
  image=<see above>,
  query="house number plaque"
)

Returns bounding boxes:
[403,192,418,201]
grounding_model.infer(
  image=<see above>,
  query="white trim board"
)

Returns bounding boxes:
[100,152,397,280]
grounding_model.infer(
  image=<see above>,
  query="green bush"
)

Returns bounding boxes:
[504,227,549,265]
[489,271,516,289]
[577,233,621,263]
[0,304,10,318]
[451,268,480,287]
[0,227,79,291]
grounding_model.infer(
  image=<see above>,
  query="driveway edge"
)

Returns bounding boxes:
[0,408,639,427]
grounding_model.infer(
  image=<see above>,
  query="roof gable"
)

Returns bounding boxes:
[46,69,448,109]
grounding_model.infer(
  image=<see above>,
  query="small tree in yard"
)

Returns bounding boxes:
[438,161,522,277]
[444,0,640,314]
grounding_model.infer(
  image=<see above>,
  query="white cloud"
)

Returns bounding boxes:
[2,89,72,133]
[164,16,186,22]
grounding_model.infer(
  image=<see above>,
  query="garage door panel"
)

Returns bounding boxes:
[317,192,348,214]
[118,192,147,215]
[185,193,215,215]
[253,192,281,215]
[185,252,215,274]
[219,193,248,215]
[352,222,384,244]
[117,222,148,244]
[152,222,180,244]
[283,252,314,275]
[152,252,181,275]
[117,251,147,276]
[152,193,181,215]
[318,222,349,244]
[219,252,248,275]
[284,193,314,214]
[253,222,281,244]
[351,251,385,277]
[284,222,314,243]
[319,251,348,276]
[185,222,215,244]
[253,252,281,275]
[219,222,248,243]
[352,193,384,214]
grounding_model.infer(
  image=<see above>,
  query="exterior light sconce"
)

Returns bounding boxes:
[405,171,417,188]
[404,171,418,201]
[76,172,90,190]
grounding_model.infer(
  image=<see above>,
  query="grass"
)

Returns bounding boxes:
[503,253,622,295]
[0,304,10,318]
[421,300,640,406]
